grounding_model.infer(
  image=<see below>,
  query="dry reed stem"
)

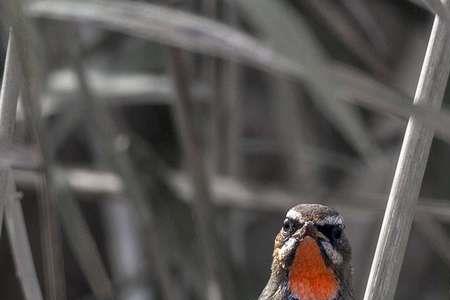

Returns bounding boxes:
[0,31,44,300]
[340,0,389,57]
[54,176,114,300]
[14,167,450,225]
[27,0,450,147]
[64,30,180,300]
[168,48,233,300]
[0,30,20,236]
[301,0,387,75]
[222,1,243,177]
[1,1,67,298]
[363,15,450,300]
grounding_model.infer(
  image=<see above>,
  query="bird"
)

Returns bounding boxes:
[258,204,353,300]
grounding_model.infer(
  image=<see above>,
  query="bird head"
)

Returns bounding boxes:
[260,204,352,300]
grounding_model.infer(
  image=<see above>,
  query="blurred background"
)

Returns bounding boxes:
[0,0,450,299]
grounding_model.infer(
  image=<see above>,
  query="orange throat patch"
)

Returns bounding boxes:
[288,236,338,300]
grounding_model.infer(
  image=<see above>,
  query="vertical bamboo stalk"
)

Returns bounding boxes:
[363,15,450,300]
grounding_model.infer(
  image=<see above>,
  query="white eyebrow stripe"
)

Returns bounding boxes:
[286,209,305,222]
[285,210,344,226]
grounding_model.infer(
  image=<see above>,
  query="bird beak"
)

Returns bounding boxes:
[277,222,330,268]
[293,222,329,242]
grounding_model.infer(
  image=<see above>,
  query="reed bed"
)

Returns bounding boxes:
[0,1,450,300]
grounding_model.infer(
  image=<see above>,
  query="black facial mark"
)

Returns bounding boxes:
[317,224,343,242]
[331,226,342,240]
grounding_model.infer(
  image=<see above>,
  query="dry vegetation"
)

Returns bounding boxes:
[0,1,450,300]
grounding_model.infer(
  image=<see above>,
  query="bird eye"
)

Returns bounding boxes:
[282,218,294,233]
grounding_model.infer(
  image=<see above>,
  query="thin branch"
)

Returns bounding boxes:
[363,15,450,300]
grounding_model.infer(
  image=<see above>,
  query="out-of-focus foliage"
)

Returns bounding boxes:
[0,1,449,300]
